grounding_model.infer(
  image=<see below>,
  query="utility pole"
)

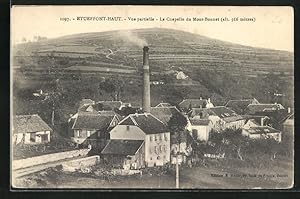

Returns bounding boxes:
[176,154,179,188]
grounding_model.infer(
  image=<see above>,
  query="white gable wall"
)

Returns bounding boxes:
[109,125,145,140]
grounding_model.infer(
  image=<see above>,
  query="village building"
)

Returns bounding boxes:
[186,118,213,142]
[225,98,259,115]
[176,71,188,80]
[68,111,120,147]
[242,115,270,127]
[101,140,145,170]
[178,98,214,113]
[246,103,285,115]
[188,106,245,132]
[107,113,171,168]
[242,125,282,142]
[78,99,131,112]
[13,114,52,145]
[282,113,294,135]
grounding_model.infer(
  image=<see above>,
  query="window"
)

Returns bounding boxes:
[150,157,152,160]
[164,134,168,141]
[160,145,163,152]
[157,156,161,160]
[126,126,130,131]
[159,134,162,141]
[192,129,198,139]
[155,146,159,154]
[150,136,153,142]
[155,135,157,141]
[41,134,48,142]
[76,130,80,137]
[30,133,36,142]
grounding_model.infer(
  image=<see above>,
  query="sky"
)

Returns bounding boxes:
[11,6,294,52]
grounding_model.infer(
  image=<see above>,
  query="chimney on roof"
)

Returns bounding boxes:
[200,97,202,100]
[260,117,265,126]
[142,46,151,113]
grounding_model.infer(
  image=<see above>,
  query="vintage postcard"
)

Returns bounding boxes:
[11,5,294,189]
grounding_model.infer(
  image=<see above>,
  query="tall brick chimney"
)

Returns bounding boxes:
[142,46,150,113]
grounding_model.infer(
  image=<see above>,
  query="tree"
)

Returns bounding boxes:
[167,112,188,155]
[98,75,124,101]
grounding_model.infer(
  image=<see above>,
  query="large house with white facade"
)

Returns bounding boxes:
[104,113,171,168]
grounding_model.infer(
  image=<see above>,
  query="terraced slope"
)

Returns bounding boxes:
[14,28,293,77]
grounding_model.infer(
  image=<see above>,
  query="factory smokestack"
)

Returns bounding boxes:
[142,46,151,113]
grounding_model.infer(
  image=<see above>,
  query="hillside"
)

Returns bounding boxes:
[12,28,294,124]
[14,28,293,75]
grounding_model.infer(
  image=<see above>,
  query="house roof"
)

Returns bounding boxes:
[242,115,270,125]
[13,114,52,134]
[225,98,259,114]
[189,106,243,122]
[246,103,285,114]
[155,103,173,108]
[222,115,244,123]
[189,119,211,126]
[244,126,280,135]
[119,113,169,134]
[79,99,95,107]
[101,140,144,155]
[179,99,207,110]
[150,106,180,124]
[96,101,122,110]
[72,112,115,130]
[208,106,238,118]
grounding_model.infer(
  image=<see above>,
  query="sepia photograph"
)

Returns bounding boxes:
[11,5,294,189]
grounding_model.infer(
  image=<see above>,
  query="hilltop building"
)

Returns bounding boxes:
[13,114,52,145]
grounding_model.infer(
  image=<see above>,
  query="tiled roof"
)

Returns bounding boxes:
[79,99,95,107]
[225,98,259,114]
[209,106,237,118]
[13,114,52,134]
[246,103,285,114]
[222,115,244,123]
[242,115,270,125]
[155,103,173,108]
[179,99,207,110]
[96,101,122,110]
[119,113,169,134]
[189,119,211,126]
[72,112,115,130]
[101,140,144,155]
[244,126,280,135]
[150,106,180,124]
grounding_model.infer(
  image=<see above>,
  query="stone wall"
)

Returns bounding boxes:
[61,155,100,172]
[12,148,90,170]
